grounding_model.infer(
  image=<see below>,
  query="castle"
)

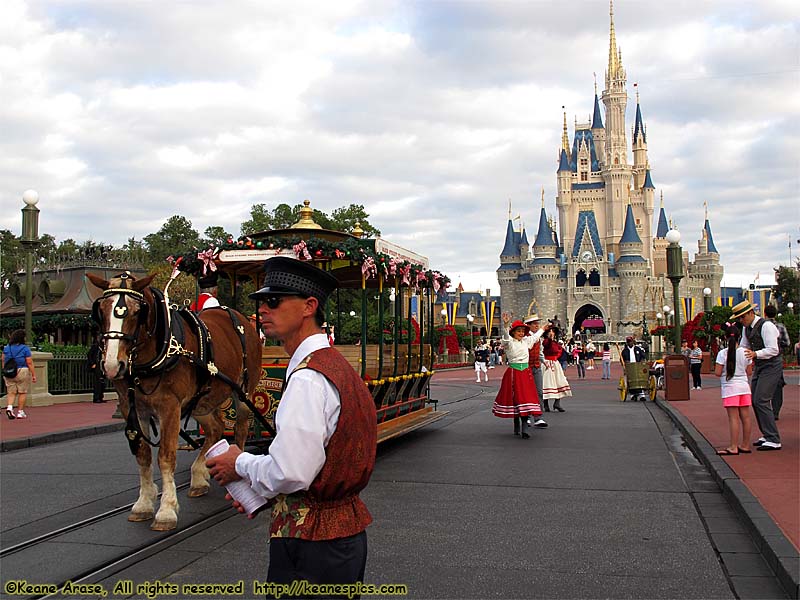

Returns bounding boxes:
[497,1,723,338]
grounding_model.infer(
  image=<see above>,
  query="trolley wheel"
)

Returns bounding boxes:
[618,376,627,402]
[648,375,658,401]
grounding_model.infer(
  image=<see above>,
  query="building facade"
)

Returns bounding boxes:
[498,2,723,338]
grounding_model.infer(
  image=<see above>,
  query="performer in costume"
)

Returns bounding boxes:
[492,312,547,438]
[207,257,377,594]
[542,326,572,410]
[524,314,550,425]
[189,271,221,311]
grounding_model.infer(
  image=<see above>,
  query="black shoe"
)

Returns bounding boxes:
[544,407,551,412]
[93,399,107,403]
[513,431,520,436]
[554,406,566,412]
[521,432,530,439]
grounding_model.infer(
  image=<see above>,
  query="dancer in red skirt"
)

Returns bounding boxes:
[493,312,549,439]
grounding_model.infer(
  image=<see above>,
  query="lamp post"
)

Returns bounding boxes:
[656,312,663,355]
[665,229,684,353]
[703,287,712,313]
[466,314,475,357]
[788,302,794,314]
[440,308,447,327]
[21,190,41,345]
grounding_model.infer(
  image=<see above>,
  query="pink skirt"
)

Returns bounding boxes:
[493,366,542,418]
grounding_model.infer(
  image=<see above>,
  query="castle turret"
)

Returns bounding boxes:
[652,192,669,276]
[616,203,647,326]
[591,86,605,164]
[632,87,648,188]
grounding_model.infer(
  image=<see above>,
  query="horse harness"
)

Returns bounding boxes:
[92,278,275,454]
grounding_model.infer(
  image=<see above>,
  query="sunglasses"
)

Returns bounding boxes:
[261,295,301,309]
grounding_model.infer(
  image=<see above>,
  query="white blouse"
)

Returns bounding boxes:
[501,325,546,364]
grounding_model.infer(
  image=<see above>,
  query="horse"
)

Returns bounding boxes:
[87,271,262,531]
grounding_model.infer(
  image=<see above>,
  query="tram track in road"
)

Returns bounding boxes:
[0,478,236,600]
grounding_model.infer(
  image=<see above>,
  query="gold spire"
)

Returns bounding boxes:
[541,187,545,208]
[704,200,708,220]
[660,190,664,208]
[608,0,620,81]
[352,222,363,238]
[561,107,570,157]
[508,199,512,219]
[593,73,597,95]
[290,199,322,229]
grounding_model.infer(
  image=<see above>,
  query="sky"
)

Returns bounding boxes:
[1,0,798,294]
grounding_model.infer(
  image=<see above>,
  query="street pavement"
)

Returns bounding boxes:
[1,362,797,599]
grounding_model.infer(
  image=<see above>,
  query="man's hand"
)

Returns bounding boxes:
[206,444,243,486]
[743,348,757,360]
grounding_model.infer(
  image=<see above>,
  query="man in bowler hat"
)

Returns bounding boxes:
[206,256,377,594]
[190,271,220,311]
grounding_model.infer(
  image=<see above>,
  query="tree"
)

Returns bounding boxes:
[202,226,232,248]
[773,266,800,311]
[143,215,201,264]
[240,204,272,235]
[330,204,381,237]
[0,229,23,288]
[271,203,299,229]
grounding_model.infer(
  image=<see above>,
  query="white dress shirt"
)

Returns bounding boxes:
[235,333,341,499]
[501,325,546,364]
[739,316,780,360]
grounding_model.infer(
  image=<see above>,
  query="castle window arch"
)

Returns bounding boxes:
[588,269,600,286]
[576,269,587,287]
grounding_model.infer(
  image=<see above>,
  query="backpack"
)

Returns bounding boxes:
[2,356,18,379]
[776,322,791,350]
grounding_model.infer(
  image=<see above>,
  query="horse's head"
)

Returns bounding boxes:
[87,271,155,380]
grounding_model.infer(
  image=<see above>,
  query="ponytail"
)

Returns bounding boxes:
[723,323,740,381]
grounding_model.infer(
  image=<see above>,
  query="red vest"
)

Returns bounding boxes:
[528,340,541,369]
[189,293,215,311]
[543,338,561,361]
[269,347,377,541]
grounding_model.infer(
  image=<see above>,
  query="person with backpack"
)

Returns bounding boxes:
[2,329,37,419]
[764,305,789,420]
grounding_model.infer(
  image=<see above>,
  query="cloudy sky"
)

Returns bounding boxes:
[1,0,798,292]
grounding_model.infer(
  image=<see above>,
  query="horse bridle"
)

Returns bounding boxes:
[91,287,149,345]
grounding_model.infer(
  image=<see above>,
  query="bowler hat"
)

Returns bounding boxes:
[198,271,219,289]
[249,256,338,304]
[731,299,755,321]
[523,313,540,324]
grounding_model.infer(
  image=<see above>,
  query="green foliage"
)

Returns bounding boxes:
[240,202,380,237]
[143,215,201,264]
[38,341,90,357]
[202,226,232,248]
[777,312,799,349]
[773,266,800,311]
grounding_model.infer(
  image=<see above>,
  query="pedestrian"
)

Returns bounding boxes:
[574,343,586,379]
[621,336,647,400]
[795,339,800,368]
[489,341,498,369]
[2,329,37,419]
[680,340,690,357]
[714,323,753,455]
[206,257,377,589]
[87,337,107,403]
[492,312,547,438]
[731,299,781,451]
[689,340,703,389]
[586,339,596,370]
[601,342,612,380]
[189,271,221,311]
[763,305,788,420]
[524,314,548,423]
[474,340,490,383]
[542,326,572,410]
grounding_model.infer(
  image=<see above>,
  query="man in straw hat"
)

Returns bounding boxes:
[730,299,781,451]
[524,313,553,418]
[207,256,377,588]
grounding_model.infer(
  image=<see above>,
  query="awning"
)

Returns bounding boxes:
[582,318,605,328]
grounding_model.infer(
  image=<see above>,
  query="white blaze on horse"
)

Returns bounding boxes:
[87,271,262,531]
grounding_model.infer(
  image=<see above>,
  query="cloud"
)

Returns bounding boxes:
[0,0,797,295]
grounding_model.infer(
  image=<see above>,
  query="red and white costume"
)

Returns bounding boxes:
[189,293,220,311]
[542,338,573,400]
[492,323,545,418]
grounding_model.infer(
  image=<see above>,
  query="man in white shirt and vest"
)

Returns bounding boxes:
[732,300,781,450]
[207,256,377,594]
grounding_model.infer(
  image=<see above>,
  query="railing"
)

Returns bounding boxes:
[46,356,114,395]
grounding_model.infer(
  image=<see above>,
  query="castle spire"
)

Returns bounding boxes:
[607,0,620,81]
[508,199,511,220]
[561,107,570,159]
[541,187,545,208]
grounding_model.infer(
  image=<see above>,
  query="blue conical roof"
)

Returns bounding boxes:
[633,101,646,145]
[558,148,570,172]
[534,207,556,247]
[619,204,642,245]
[643,169,655,189]
[501,219,519,256]
[704,219,718,253]
[656,206,669,238]
[521,227,529,246]
[592,93,604,129]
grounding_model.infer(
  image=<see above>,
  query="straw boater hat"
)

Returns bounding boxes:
[523,313,540,324]
[730,299,755,321]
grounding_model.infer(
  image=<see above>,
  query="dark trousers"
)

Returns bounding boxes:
[513,416,529,435]
[92,371,106,402]
[690,363,702,388]
[267,531,367,599]
[751,360,781,444]
[772,373,786,419]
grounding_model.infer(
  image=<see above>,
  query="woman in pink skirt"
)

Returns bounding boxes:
[493,312,547,439]
[714,323,753,455]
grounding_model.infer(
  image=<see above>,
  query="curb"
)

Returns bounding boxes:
[656,397,800,600]
[1,422,125,453]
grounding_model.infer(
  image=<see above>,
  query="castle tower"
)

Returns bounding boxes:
[591,84,606,154]
[616,203,647,321]
[652,192,669,277]
[531,198,560,320]
[497,204,523,316]
[688,202,724,304]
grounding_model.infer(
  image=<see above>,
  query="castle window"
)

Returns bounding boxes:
[576,269,587,287]
[588,269,600,286]
[581,172,588,181]
[580,158,588,167]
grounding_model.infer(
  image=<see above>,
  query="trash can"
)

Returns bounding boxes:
[664,354,690,401]
[700,351,713,374]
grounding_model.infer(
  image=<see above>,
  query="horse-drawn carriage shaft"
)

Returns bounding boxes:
[86,271,262,531]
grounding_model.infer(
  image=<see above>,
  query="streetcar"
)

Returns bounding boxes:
[184,201,448,447]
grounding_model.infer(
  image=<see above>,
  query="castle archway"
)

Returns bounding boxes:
[572,304,606,337]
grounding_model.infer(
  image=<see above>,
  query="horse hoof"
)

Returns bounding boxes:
[151,519,177,531]
[188,486,209,498]
[128,512,153,522]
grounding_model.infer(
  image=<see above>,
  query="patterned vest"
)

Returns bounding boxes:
[745,318,781,366]
[270,347,377,541]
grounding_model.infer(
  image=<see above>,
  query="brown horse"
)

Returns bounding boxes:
[87,272,262,531]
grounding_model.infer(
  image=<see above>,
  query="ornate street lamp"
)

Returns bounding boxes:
[21,190,40,345]
[788,302,794,314]
[440,308,447,327]
[703,287,712,313]
[466,314,475,357]
[665,229,684,353]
